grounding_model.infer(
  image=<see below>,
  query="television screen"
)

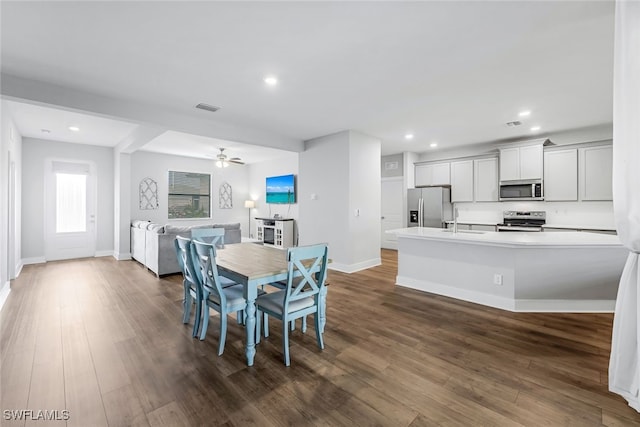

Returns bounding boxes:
[266,174,296,204]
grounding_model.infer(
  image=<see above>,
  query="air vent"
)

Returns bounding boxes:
[195,103,220,113]
[505,121,522,127]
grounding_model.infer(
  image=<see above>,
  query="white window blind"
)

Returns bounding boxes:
[56,173,87,233]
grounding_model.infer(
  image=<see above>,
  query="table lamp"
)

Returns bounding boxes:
[244,200,256,238]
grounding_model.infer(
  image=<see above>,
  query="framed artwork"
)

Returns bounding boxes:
[139,177,159,210]
[219,181,232,209]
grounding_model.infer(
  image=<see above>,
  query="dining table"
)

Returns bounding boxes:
[215,242,327,366]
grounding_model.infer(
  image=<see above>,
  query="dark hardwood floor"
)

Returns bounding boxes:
[1,249,639,426]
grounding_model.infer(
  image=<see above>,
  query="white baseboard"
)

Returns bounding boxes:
[15,261,23,278]
[328,257,381,274]
[95,250,113,258]
[114,252,132,261]
[0,282,11,312]
[397,275,516,311]
[22,257,46,265]
[396,275,615,313]
[513,299,615,313]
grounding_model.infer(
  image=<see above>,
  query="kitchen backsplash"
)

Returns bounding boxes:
[455,201,615,229]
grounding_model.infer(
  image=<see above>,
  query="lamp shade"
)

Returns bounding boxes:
[244,200,256,209]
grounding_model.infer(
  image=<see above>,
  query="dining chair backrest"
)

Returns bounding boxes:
[175,236,201,298]
[190,239,227,304]
[191,227,225,249]
[283,243,329,310]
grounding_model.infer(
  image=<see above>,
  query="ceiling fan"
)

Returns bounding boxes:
[215,148,244,168]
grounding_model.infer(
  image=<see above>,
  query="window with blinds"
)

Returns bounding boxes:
[168,171,211,219]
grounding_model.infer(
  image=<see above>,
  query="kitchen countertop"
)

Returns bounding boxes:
[387,227,623,248]
[444,220,497,226]
[542,224,617,231]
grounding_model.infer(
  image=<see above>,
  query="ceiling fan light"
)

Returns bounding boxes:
[215,160,229,168]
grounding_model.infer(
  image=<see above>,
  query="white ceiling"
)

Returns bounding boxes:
[0,1,615,159]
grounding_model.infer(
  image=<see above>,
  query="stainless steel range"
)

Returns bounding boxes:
[497,211,546,232]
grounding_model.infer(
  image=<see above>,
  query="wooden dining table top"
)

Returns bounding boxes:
[216,242,290,281]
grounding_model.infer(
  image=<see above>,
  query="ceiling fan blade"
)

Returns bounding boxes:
[228,159,245,165]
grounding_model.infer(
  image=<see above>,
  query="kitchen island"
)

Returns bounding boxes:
[387,227,628,312]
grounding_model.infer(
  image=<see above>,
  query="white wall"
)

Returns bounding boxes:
[247,152,299,238]
[21,138,114,261]
[1,101,22,310]
[348,131,381,267]
[113,151,131,259]
[299,130,381,272]
[130,151,248,231]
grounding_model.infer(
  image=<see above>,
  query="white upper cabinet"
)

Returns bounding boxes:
[581,145,613,201]
[544,149,578,201]
[499,143,544,181]
[450,160,473,202]
[474,157,499,202]
[415,162,450,187]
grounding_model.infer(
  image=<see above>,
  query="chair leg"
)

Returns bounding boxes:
[314,312,324,350]
[301,316,307,334]
[183,289,191,324]
[256,310,261,344]
[192,299,202,338]
[237,310,244,325]
[283,319,290,367]
[264,315,269,338]
[290,319,295,331]
[199,304,209,341]
[218,313,227,356]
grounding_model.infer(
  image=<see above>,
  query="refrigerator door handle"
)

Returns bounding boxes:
[419,198,423,227]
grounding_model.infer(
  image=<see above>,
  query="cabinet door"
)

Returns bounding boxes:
[415,162,450,186]
[474,157,499,202]
[544,149,578,201]
[499,148,520,181]
[431,162,451,185]
[582,145,613,201]
[450,160,473,202]
[415,164,431,187]
[519,144,543,180]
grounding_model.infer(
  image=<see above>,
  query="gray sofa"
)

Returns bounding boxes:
[130,220,241,277]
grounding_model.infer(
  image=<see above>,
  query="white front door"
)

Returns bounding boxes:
[381,178,404,250]
[45,160,97,261]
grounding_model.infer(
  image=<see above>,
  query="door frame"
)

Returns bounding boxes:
[44,158,98,261]
[381,176,404,250]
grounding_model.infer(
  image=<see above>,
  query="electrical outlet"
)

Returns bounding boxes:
[493,273,503,286]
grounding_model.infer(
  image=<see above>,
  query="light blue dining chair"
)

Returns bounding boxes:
[255,243,329,366]
[175,236,202,338]
[191,227,225,248]
[191,227,242,325]
[190,239,248,356]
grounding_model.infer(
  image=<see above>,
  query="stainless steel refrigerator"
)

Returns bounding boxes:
[407,186,453,228]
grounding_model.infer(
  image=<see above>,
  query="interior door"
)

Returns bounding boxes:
[45,160,97,261]
[381,178,403,250]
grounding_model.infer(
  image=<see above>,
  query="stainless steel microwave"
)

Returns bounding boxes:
[499,180,543,201]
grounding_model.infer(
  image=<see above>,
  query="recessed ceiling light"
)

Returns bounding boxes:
[68,126,80,132]
[404,133,414,140]
[264,76,278,86]
[530,126,541,132]
[430,142,438,148]
[519,110,531,117]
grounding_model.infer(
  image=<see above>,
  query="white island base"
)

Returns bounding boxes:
[391,228,628,312]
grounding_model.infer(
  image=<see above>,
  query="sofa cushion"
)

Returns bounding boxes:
[131,220,150,228]
[147,223,165,233]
